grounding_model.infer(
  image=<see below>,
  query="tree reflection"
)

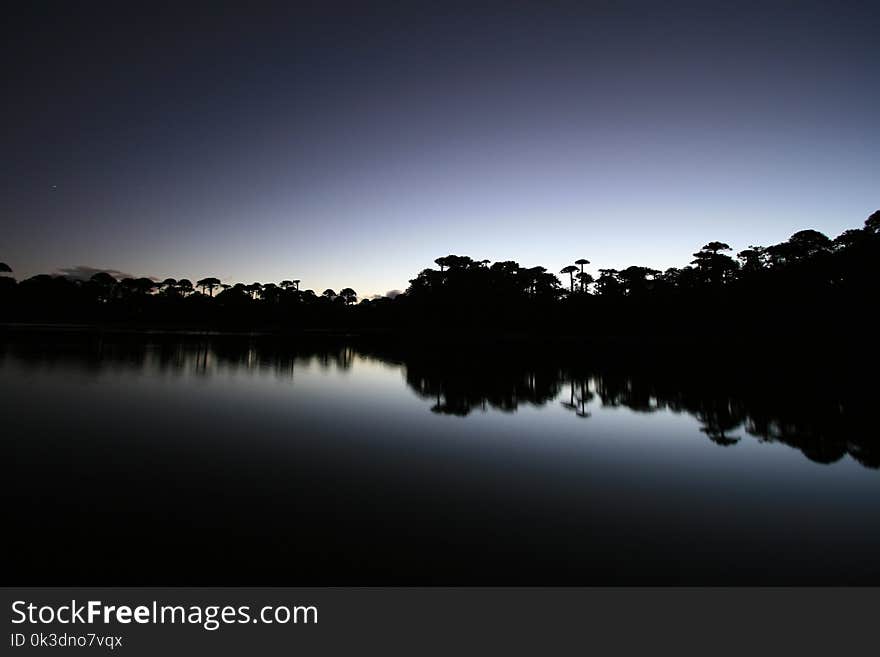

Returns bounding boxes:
[560,379,592,418]
[1,336,876,469]
[383,344,878,469]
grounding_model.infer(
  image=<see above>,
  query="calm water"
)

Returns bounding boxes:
[2,335,878,584]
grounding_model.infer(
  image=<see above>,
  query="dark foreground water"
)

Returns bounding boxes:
[2,334,878,584]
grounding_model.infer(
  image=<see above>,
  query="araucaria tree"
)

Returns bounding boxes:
[196,277,221,296]
[560,265,578,292]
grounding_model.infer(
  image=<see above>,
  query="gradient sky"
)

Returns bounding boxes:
[3,1,878,297]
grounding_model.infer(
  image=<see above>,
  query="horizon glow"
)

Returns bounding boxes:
[3,2,878,298]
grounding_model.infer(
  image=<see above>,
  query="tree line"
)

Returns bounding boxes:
[1,210,878,335]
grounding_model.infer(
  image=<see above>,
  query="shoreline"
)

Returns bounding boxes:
[0,320,865,366]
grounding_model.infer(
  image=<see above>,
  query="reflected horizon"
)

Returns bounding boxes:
[3,335,875,470]
[3,334,879,584]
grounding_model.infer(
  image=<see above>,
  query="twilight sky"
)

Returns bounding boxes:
[3,1,878,297]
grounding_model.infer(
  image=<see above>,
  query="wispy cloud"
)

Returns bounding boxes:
[370,290,403,300]
[53,265,142,281]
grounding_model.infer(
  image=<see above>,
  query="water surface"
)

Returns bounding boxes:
[2,335,878,583]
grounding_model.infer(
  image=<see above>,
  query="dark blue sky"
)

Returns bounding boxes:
[3,1,878,296]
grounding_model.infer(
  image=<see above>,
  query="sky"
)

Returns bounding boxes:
[3,1,878,297]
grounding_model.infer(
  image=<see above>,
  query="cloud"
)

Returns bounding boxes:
[370,289,403,300]
[53,265,141,281]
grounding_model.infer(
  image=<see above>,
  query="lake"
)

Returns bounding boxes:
[2,333,878,584]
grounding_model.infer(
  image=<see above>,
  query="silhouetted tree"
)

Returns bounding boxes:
[133,278,157,295]
[87,271,117,302]
[833,229,869,251]
[90,271,116,286]
[196,277,221,296]
[595,269,623,297]
[737,246,766,274]
[261,282,279,303]
[618,266,659,296]
[574,258,590,291]
[177,279,194,296]
[703,241,731,255]
[160,278,177,296]
[560,265,578,292]
[787,230,832,260]
[247,282,263,299]
[691,242,737,285]
[576,272,593,293]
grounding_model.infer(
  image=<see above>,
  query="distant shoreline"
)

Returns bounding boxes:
[0,320,865,364]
